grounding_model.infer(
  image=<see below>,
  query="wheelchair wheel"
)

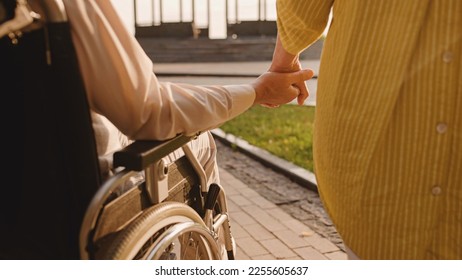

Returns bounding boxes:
[103,201,222,260]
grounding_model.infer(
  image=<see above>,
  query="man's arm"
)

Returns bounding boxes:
[63,0,313,140]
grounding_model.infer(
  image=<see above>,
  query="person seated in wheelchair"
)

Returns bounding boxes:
[69,0,313,260]
[55,0,314,188]
[2,0,313,260]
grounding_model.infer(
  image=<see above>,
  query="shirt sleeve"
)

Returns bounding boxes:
[276,0,334,55]
[63,0,255,140]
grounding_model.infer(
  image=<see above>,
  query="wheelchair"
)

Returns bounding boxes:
[1,0,234,260]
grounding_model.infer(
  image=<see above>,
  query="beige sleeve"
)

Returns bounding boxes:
[63,0,255,140]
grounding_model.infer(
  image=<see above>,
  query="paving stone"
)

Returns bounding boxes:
[251,254,276,260]
[249,195,276,209]
[325,251,348,260]
[272,230,311,249]
[284,256,303,260]
[267,207,294,222]
[229,222,250,239]
[237,187,260,198]
[222,175,248,190]
[226,199,240,213]
[230,211,257,226]
[244,223,275,241]
[235,245,251,260]
[223,184,240,196]
[303,234,340,254]
[242,205,288,232]
[228,194,254,207]
[294,246,328,260]
[260,239,298,259]
[280,218,316,237]
[235,237,269,257]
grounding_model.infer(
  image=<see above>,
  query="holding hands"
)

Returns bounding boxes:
[252,36,313,108]
[252,68,313,107]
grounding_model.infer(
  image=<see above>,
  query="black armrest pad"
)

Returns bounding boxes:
[113,134,196,171]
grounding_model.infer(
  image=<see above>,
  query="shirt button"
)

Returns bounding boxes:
[432,186,442,196]
[436,122,448,134]
[442,51,453,63]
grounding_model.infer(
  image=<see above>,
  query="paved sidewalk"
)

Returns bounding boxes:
[219,168,347,260]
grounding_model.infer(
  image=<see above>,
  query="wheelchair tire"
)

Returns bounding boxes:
[103,201,222,260]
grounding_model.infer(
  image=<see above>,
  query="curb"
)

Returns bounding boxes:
[211,128,318,193]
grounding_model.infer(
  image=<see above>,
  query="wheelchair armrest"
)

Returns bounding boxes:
[113,133,198,171]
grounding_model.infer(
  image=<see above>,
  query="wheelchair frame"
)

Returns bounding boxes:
[81,133,235,260]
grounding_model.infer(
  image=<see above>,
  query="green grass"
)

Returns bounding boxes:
[218,104,315,172]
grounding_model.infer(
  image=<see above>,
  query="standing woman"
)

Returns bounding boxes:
[270,0,461,259]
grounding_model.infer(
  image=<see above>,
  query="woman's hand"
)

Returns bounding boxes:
[268,35,310,105]
[252,68,314,107]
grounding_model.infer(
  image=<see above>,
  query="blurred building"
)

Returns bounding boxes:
[132,0,323,62]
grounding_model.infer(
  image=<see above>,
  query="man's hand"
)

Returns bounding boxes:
[252,69,314,107]
[268,35,310,105]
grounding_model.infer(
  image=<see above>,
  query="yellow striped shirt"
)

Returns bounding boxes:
[277,0,461,259]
